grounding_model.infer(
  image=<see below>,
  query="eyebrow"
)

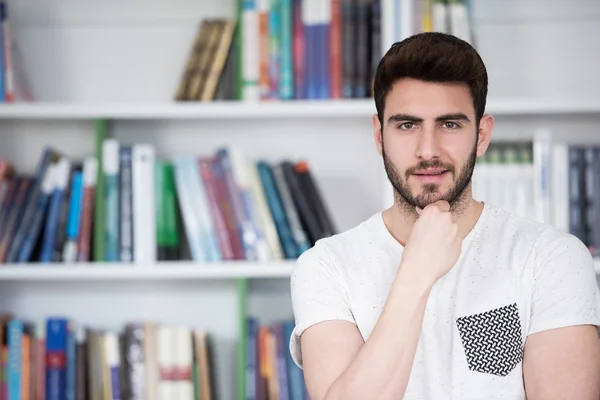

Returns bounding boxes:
[387,113,471,124]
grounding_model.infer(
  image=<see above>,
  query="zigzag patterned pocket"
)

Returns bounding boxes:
[456,303,524,377]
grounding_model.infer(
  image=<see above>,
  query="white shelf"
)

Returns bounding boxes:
[0,98,598,120]
[0,261,295,281]
[0,100,376,120]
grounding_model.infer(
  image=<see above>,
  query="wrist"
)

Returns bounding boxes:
[395,260,436,297]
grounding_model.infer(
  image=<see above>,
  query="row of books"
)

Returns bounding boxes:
[0,125,335,264]
[246,318,306,400]
[176,0,475,103]
[556,144,600,257]
[471,143,536,221]
[0,314,217,400]
[176,0,384,102]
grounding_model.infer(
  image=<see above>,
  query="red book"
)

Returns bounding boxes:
[330,0,343,98]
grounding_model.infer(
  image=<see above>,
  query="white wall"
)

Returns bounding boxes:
[1,0,599,397]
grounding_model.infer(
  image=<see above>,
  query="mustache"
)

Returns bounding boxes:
[405,160,455,179]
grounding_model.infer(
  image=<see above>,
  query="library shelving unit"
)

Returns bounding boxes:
[0,0,599,399]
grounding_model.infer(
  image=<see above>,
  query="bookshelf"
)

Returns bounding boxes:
[0,98,599,120]
[0,0,597,399]
[0,262,295,280]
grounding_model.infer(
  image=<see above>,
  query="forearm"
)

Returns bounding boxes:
[325,265,432,400]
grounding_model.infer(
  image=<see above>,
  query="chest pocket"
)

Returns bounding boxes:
[456,303,524,377]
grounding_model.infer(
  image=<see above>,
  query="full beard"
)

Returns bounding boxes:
[382,140,477,217]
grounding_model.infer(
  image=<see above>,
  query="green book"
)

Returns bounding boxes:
[93,119,107,262]
[155,161,180,260]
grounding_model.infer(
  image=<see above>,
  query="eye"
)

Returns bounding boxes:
[443,121,460,129]
[398,122,415,130]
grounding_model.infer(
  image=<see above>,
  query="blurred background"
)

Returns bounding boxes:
[0,0,597,399]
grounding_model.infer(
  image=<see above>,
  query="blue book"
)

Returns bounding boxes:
[18,163,57,262]
[283,321,305,400]
[46,318,68,400]
[62,171,83,262]
[246,318,258,400]
[7,319,22,400]
[40,159,70,263]
[316,22,330,99]
[0,2,6,102]
[256,162,297,259]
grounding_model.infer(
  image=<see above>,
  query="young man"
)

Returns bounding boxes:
[289,32,600,399]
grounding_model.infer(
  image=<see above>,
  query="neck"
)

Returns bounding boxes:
[382,186,484,247]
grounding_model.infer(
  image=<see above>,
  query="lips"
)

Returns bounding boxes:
[412,168,449,183]
[413,168,448,176]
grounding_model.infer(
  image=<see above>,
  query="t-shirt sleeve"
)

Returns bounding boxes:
[288,241,356,369]
[528,231,600,336]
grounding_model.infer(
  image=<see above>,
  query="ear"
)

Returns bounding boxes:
[373,113,383,156]
[476,114,494,157]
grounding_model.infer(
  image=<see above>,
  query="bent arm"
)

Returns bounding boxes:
[301,266,432,400]
[523,325,600,400]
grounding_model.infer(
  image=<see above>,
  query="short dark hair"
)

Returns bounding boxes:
[373,32,488,128]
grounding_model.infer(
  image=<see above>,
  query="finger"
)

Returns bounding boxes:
[433,200,451,212]
[415,206,423,215]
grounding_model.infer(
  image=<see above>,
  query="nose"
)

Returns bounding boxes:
[415,128,441,161]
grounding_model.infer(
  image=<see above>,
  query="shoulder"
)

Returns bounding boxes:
[291,212,383,281]
[484,205,592,270]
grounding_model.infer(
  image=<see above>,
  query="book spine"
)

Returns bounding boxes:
[18,164,57,262]
[6,148,57,263]
[0,178,31,263]
[8,320,22,400]
[74,327,84,400]
[292,0,306,99]
[257,162,297,259]
[342,0,355,98]
[245,318,258,400]
[185,157,222,262]
[118,147,134,262]
[2,2,13,102]
[316,0,331,99]
[279,0,293,99]
[217,149,257,260]
[569,146,587,245]
[65,322,75,400]
[62,172,83,263]
[269,0,281,99]
[354,0,368,98]
[0,3,5,103]
[272,165,310,254]
[132,144,156,265]
[103,139,120,262]
[242,0,260,101]
[172,157,207,262]
[330,0,342,98]
[173,327,193,400]
[258,0,271,99]
[40,159,70,263]
[104,333,120,400]
[93,120,107,262]
[157,327,175,400]
[198,158,235,260]
[123,325,144,400]
[45,318,67,400]
[211,158,245,259]
[76,158,98,262]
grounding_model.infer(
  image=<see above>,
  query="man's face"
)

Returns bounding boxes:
[375,78,482,210]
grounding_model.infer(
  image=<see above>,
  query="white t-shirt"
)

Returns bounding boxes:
[289,203,600,399]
